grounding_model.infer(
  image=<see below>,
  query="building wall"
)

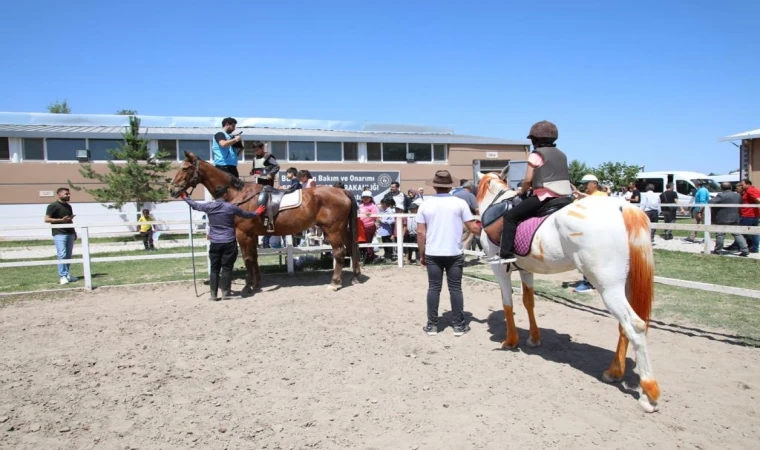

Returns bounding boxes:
[747,139,760,183]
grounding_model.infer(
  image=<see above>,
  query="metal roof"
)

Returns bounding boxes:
[0,112,528,145]
[720,128,760,141]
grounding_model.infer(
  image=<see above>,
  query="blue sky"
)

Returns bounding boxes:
[1,0,757,174]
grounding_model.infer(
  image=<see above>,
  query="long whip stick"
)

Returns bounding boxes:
[189,205,200,297]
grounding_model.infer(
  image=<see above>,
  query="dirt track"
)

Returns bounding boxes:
[1,266,758,449]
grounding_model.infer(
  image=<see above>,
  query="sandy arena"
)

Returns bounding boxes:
[1,265,758,449]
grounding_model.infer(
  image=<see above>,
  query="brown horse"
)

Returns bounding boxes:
[168,151,361,293]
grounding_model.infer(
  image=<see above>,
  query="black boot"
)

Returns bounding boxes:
[220,270,234,299]
[209,273,220,301]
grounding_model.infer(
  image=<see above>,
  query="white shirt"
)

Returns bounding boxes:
[392,192,405,210]
[415,194,474,256]
[640,190,661,213]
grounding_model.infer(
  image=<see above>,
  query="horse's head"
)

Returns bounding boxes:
[476,172,513,207]
[169,151,202,198]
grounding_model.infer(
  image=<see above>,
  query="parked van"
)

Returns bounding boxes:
[710,172,740,190]
[634,171,720,205]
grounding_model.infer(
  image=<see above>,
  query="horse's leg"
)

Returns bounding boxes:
[519,271,541,347]
[483,230,518,349]
[236,231,260,294]
[324,226,346,291]
[598,285,659,413]
[602,325,629,383]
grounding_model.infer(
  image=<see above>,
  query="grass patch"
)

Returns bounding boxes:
[653,249,760,290]
[0,233,207,248]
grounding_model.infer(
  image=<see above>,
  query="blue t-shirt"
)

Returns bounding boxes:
[212,131,238,167]
[693,186,710,211]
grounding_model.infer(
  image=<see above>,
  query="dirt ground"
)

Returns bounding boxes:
[1,266,758,450]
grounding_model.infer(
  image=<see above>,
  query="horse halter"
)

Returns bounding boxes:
[173,158,201,197]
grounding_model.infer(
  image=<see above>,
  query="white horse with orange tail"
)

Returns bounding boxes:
[475,172,660,412]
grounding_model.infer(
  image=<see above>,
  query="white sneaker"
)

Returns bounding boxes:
[66,275,79,282]
[60,277,70,285]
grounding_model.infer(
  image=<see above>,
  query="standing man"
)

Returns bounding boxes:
[180,187,266,301]
[640,184,661,242]
[44,187,78,285]
[659,183,680,240]
[388,181,412,212]
[212,117,243,178]
[710,182,749,256]
[736,179,760,253]
[490,121,573,264]
[627,182,641,205]
[688,180,711,242]
[249,141,280,186]
[453,181,480,250]
[416,170,481,336]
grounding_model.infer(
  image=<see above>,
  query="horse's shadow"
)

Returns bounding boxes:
[484,310,642,400]
[226,270,370,298]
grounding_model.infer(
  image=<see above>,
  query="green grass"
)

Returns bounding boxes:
[0,233,207,248]
[653,249,760,290]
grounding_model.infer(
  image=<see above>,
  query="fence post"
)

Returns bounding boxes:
[81,227,93,290]
[703,204,712,255]
[286,238,295,274]
[396,215,404,268]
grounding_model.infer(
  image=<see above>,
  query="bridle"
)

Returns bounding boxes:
[171,158,201,197]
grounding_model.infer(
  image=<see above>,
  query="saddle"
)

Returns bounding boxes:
[482,195,573,251]
[257,186,303,233]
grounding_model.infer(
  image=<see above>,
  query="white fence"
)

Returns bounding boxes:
[0,203,757,297]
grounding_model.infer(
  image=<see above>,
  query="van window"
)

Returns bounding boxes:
[636,178,664,192]
[676,180,693,196]
[692,179,720,193]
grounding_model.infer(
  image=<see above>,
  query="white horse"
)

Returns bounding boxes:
[475,172,659,412]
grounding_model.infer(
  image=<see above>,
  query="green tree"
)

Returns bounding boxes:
[568,159,592,186]
[116,109,138,115]
[68,116,173,212]
[592,161,642,189]
[47,99,71,114]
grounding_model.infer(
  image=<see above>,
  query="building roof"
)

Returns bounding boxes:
[0,112,528,146]
[720,127,760,141]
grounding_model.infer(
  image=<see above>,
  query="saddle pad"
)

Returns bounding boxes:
[481,200,511,228]
[514,216,550,257]
[279,190,303,211]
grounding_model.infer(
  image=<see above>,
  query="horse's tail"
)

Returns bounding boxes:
[622,204,654,329]
[344,190,360,275]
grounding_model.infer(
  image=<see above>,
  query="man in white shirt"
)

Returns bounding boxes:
[640,183,661,242]
[416,170,481,336]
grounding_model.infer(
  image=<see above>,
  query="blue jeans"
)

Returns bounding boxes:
[740,217,759,252]
[54,234,75,277]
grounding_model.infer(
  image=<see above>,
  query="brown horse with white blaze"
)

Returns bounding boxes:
[169,151,360,292]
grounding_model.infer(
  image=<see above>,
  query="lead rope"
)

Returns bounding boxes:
[189,204,200,297]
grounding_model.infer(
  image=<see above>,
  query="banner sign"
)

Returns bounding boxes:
[277,170,400,202]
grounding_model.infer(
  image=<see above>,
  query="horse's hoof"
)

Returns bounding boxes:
[601,371,622,384]
[638,395,658,413]
[327,284,341,291]
[501,341,518,350]
[526,338,541,348]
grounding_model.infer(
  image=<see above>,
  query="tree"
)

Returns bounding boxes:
[68,116,173,212]
[116,109,138,115]
[47,99,71,114]
[592,161,642,189]
[568,159,592,187]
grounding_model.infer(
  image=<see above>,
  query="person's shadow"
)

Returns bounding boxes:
[485,309,642,400]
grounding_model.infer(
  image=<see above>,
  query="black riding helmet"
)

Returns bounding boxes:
[527,120,559,141]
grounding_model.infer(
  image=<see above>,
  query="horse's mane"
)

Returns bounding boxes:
[198,159,247,190]
[476,172,508,204]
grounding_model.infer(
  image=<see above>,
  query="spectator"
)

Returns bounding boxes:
[388,181,412,212]
[735,179,760,253]
[404,199,422,264]
[621,186,632,201]
[658,183,683,240]
[572,174,607,293]
[417,187,425,200]
[627,182,641,204]
[376,197,397,261]
[452,181,480,251]
[138,208,156,251]
[710,182,749,257]
[687,180,711,242]
[640,183,661,242]
[44,187,78,285]
[416,170,481,336]
[407,189,419,201]
[358,191,378,263]
[180,186,265,300]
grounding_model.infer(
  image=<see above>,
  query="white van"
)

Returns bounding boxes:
[635,171,720,206]
[710,172,740,190]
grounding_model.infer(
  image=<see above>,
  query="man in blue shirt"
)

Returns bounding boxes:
[688,180,711,241]
[212,117,244,178]
[180,187,265,301]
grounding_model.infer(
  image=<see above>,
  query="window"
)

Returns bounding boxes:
[89,139,124,160]
[0,137,9,160]
[270,141,287,160]
[637,178,664,192]
[243,141,257,160]
[47,138,86,161]
[289,141,315,161]
[23,139,44,160]
[158,140,177,160]
[676,180,692,196]
[179,140,211,161]
[367,143,381,161]
[382,143,407,162]
[434,144,447,161]
[317,142,342,161]
[408,143,432,162]
[343,142,358,161]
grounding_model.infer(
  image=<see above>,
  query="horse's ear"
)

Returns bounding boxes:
[184,151,196,161]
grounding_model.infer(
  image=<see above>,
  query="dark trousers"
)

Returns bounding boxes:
[209,241,238,277]
[140,230,154,249]
[740,217,759,252]
[404,234,418,261]
[381,235,394,259]
[662,209,676,239]
[215,165,239,178]
[425,254,465,326]
[500,195,549,257]
[645,210,659,241]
